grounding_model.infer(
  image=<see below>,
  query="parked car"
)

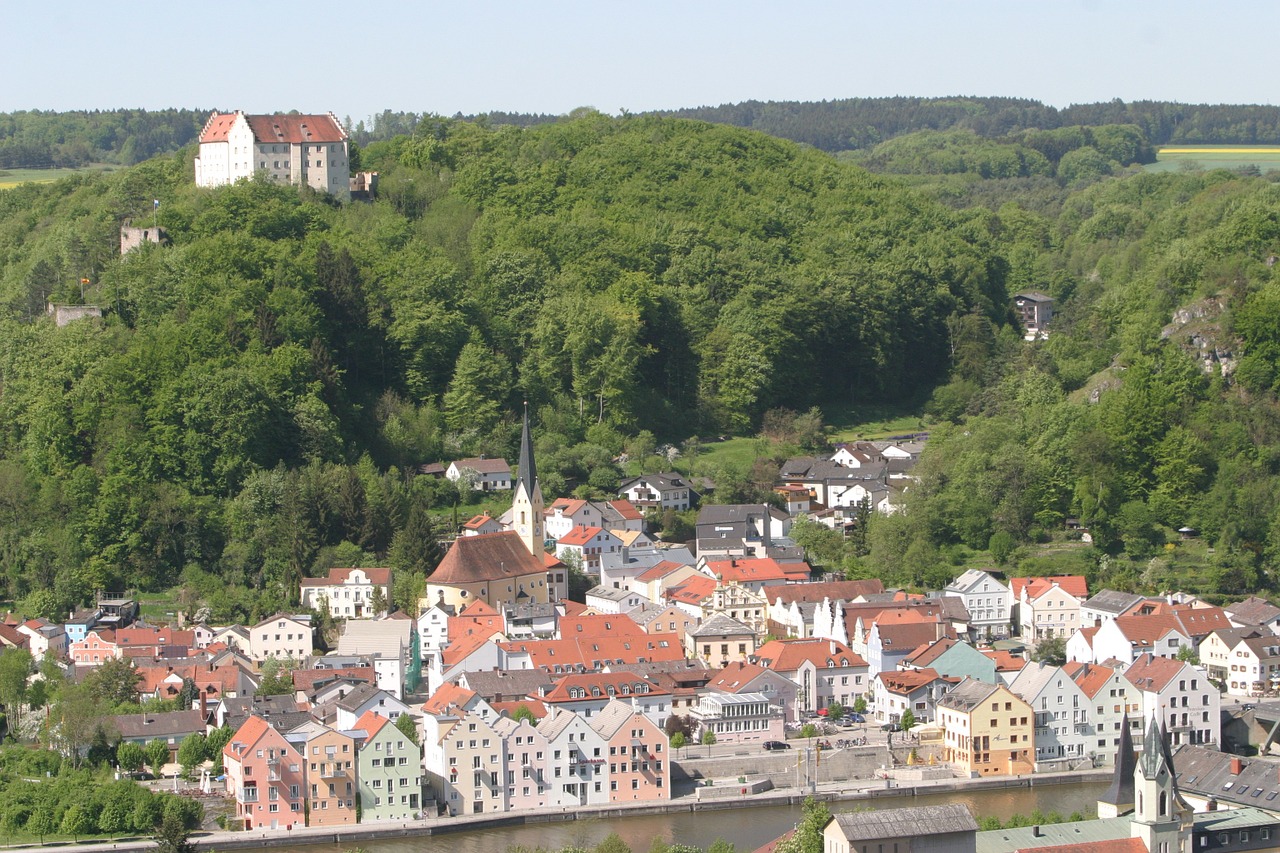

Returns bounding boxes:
[848,713,866,723]
[763,740,791,750]
[880,721,901,732]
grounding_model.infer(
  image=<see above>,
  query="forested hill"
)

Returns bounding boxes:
[7,98,1280,168]
[0,113,1008,617]
[655,98,1280,152]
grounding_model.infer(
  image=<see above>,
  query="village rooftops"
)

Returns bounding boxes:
[430,531,547,586]
[752,637,864,671]
[199,112,347,145]
[300,567,391,587]
[1226,595,1280,626]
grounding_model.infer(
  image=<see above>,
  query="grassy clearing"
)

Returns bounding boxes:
[0,165,114,189]
[1146,146,1280,174]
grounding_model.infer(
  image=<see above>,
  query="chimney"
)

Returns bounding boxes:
[1032,826,1042,838]
[1230,756,1243,775]
[830,640,837,655]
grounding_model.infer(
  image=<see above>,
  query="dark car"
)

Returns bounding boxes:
[125,771,156,781]
[763,740,791,750]
[848,713,866,723]
[880,722,901,732]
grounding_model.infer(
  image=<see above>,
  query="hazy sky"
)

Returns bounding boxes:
[5,1,1277,121]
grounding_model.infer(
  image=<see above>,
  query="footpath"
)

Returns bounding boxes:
[8,767,1110,853]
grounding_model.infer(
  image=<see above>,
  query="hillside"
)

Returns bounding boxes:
[0,114,1008,618]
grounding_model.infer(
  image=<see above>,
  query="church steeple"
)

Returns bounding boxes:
[512,403,544,558]
[1131,715,1190,853]
[1098,710,1136,818]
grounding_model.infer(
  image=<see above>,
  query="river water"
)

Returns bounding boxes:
[270,781,1109,853]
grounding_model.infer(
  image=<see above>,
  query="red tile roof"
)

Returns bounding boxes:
[499,636,683,670]
[666,576,716,605]
[703,558,791,584]
[635,561,689,583]
[1113,613,1188,647]
[706,661,774,693]
[542,672,670,702]
[606,500,643,521]
[353,709,390,739]
[558,614,643,638]
[244,113,346,144]
[431,531,546,586]
[493,699,548,719]
[291,666,375,692]
[558,526,607,547]
[422,683,478,715]
[1011,575,1089,601]
[1124,652,1187,693]
[440,629,503,668]
[199,112,240,143]
[752,638,865,671]
[876,667,943,695]
[1063,660,1120,699]
[982,649,1027,673]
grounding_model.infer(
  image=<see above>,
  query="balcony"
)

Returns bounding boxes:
[240,787,259,803]
[319,763,344,780]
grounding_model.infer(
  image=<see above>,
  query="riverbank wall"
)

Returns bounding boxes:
[18,768,1111,853]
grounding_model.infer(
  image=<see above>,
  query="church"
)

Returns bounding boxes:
[421,409,552,611]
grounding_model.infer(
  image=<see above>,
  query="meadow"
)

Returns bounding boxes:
[1146,145,1280,173]
[0,166,112,189]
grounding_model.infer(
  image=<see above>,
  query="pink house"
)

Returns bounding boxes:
[223,716,306,830]
[69,628,120,665]
[591,699,670,802]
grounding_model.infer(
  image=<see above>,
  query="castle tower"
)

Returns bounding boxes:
[1131,715,1190,853]
[512,404,544,558]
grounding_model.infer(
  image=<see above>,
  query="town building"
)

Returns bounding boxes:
[223,716,307,830]
[250,614,314,664]
[936,678,1035,777]
[618,473,697,512]
[353,710,421,822]
[944,570,1011,640]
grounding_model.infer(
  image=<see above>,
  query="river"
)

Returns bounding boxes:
[264,781,1110,853]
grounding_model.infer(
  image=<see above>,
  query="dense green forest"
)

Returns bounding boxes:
[0,113,1009,620]
[3,106,1280,624]
[8,97,1280,170]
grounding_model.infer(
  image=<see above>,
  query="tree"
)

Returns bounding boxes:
[852,696,867,714]
[511,704,537,724]
[371,585,388,616]
[774,797,831,853]
[118,740,146,772]
[146,739,171,774]
[700,728,717,756]
[1033,635,1067,666]
[395,711,420,745]
[707,840,736,853]
[52,681,103,768]
[900,709,916,731]
[595,832,632,853]
[0,648,33,739]
[60,803,92,842]
[86,657,140,707]
[799,722,818,740]
[1176,645,1201,666]
[152,812,195,853]
[26,804,54,844]
[177,733,206,778]
[256,656,295,696]
[669,731,686,756]
[826,702,845,720]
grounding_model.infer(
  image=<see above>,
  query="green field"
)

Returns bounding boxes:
[1145,145,1280,174]
[0,165,112,189]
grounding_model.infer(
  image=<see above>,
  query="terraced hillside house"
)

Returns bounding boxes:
[194,111,350,199]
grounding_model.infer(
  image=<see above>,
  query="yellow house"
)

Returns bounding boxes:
[936,677,1034,777]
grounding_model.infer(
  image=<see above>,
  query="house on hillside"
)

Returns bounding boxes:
[299,567,391,619]
[618,473,697,512]
[194,111,350,200]
[1013,291,1054,339]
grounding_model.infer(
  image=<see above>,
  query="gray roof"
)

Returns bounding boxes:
[586,586,638,603]
[1099,712,1135,810]
[1227,595,1280,626]
[1172,744,1280,808]
[936,677,1000,713]
[113,709,207,740]
[1083,589,1144,615]
[829,803,977,842]
[589,698,640,739]
[975,816,1131,853]
[336,619,409,658]
[619,473,694,493]
[460,669,556,702]
[696,504,787,525]
[689,613,754,638]
[334,682,386,712]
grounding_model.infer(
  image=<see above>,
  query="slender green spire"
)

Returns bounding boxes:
[518,402,536,493]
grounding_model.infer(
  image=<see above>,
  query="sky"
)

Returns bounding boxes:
[4,1,1278,121]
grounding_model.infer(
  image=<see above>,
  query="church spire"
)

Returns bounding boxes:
[1098,710,1136,818]
[518,402,536,494]
[512,403,544,559]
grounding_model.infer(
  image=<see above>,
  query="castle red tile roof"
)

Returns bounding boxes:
[199,112,239,143]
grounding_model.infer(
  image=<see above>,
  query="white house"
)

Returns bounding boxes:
[249,614,314,663]
[619,474,696,512]
[336,618,413,699]
[1086,614,1192,666]
[1079,589,1144,629]
[1124,653,1219,748]
[556,526,623,572]
[1200,628,1280,697]
[584,586,648,615]
[1013,576,1087,641]
[194,111,350,199]
[944,569,1010,640]
[300,567,391,619]
[1063,660,1142,766]
[1007,662,1090,770]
